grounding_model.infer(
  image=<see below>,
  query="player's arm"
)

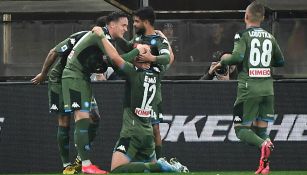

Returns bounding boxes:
[212,33,246,71]
[138,39,170,65]
[220,33,246,66]
[31,37,72,84]
[155,30,175,65]
[92,26,141,69]
[271,41,285,67]
[31,47,58,85]
[116,37,134,53]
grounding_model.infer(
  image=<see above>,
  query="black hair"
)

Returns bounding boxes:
[133,6,155,26]
[95,16,107,27]
[106,11,128,25]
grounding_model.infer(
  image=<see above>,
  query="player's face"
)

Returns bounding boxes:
[112,17,128,39]
[133,16,146,35]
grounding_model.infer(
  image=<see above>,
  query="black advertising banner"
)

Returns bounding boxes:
[0,81,307,173]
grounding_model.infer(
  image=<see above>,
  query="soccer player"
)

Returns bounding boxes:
[212,2,285,174]
[128,6,175,159]
[92,26,187,173]
[32,11,130,174]
[61,12,141,174]
[31,30,102,174]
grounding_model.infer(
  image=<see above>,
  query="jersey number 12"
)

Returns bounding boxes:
[141,82,156,109]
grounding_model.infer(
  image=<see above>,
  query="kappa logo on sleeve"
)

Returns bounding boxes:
[234,34,240,40]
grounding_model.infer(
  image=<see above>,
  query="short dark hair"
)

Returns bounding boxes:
[106,11,128,25]
[247,1,265,22]
[95,16,107,27]
[134,6,156,26]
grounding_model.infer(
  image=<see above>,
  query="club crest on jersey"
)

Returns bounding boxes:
[84,101,90,108]
[150,39,157,45]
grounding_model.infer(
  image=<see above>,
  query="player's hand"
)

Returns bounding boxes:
[139,51,156,62]
[155,30,166,38]
[31,73,47,85]
[91,26,105,38]
[136,44,150,54]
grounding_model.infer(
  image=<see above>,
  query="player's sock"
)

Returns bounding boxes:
[74,118,90,161]
[155,145,162,159]
[88,122,99,145]
[235,126,264,147]
[252,126,270,140]
[57,126,70,166]
[111,162,161,173]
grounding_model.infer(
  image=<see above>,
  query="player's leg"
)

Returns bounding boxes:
[233,98,265,147]
[88,97,100,146]
[152,123,162,159]
[111,134,183,173]
[253,95,275,141]
[152,102,164,159]
[49,82,75,174]
[62,78,107,174]
[70,97,101,170]
[254,95,275,174]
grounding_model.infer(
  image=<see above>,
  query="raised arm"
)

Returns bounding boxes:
[92,26,145,69]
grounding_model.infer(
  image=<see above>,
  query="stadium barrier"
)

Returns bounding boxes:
[0,80,307,173]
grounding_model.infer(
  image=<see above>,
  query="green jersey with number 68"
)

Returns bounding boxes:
[221,27,284,100]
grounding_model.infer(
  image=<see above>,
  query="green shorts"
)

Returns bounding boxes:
[233,95,275,125]
[48,81,68,115]
[114,108,155,162]
[114,135,156,162]
[62,78,92,112]
[151,102,163,125]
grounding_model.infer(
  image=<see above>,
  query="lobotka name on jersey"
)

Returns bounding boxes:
[248,30,272,38]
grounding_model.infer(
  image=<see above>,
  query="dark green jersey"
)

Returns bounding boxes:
[221,27,284,100]
[131,34,170,65]
[122,62,164,123]
[62,31,109,81]
[123,34,170,111]
[119,61,164,138]
[48,31,88,83]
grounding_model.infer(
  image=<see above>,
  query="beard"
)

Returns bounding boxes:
[135,27,146,35]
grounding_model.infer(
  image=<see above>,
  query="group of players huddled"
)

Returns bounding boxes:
[32,2,284,175]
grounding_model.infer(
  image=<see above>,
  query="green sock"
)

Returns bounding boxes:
[155,145,162,159]
[235,126,264,147]
[252,126,270,140]
[88,122,99,145]
[74,118,90,161]
[57,126,70,165]
[111,162,161,173]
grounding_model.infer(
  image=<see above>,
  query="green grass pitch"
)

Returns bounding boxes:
[5,171,307,175]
